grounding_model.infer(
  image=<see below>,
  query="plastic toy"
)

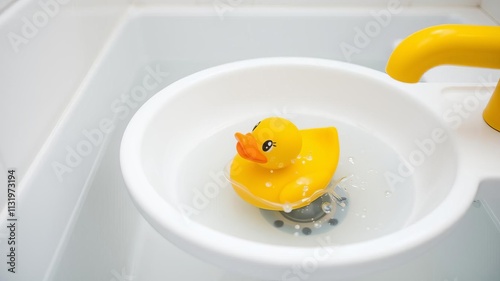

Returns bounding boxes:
[229,117,341,211]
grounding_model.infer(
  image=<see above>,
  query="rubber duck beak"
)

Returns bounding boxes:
[235,132,267,164]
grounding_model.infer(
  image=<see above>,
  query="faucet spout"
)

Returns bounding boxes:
[386,24,500,132]
[386,24,500,82]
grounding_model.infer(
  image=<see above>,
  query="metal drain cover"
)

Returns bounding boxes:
[260,182,349,236]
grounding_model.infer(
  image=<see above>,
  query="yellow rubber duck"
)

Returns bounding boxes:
[229,117,340,211]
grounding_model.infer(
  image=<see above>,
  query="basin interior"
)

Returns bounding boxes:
[140,59,458,247]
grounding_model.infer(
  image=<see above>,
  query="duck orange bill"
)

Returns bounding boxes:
[234,132,268,164]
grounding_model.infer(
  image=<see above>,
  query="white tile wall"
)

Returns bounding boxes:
[0,0,129,180]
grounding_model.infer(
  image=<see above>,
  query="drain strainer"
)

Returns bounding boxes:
[260,182,349,236]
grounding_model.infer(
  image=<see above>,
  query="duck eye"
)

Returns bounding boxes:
[252,121,261,132]
[262,140,275,152]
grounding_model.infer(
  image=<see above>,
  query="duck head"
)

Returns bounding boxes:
[235,117,302,170]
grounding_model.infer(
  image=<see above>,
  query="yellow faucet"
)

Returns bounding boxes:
[386,24,500,131]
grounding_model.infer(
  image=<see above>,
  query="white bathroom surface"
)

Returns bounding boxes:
[4,5,500,281]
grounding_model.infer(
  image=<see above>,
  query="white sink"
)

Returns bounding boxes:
[4,4,499,281]
[120,57,476,280]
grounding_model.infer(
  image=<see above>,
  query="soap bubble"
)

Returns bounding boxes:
[321,202,332,213]
[283,204,292,213]
[359,208,367,219]
[348,157,355,165]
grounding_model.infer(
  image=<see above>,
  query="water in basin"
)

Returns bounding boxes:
[175,114,414,247]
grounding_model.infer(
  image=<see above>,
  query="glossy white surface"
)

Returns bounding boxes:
[0,4,499,281]
[120,57,477,280]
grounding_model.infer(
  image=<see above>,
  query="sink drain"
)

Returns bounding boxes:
[260,181,349,236]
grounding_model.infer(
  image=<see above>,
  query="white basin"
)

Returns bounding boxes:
[120,57,475,280]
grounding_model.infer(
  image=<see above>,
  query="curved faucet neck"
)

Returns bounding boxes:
[386,24,500,132]
[386,24,500,83]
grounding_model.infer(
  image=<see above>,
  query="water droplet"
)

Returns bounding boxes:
[314,222,322,228]
[283,204,292,213]
[302,185,309,197]
[278,162,284,168]
[296,155,301,159]
[322,202,332,213]
[302,160,306,164]
[385,191,392,198]
[294,224,300,230]
[270,170,274,174]
[291,159,296,164]
[348,157,355,165]
[296,177,310,185]
[265,182,272,188]
[305,154,313,161]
